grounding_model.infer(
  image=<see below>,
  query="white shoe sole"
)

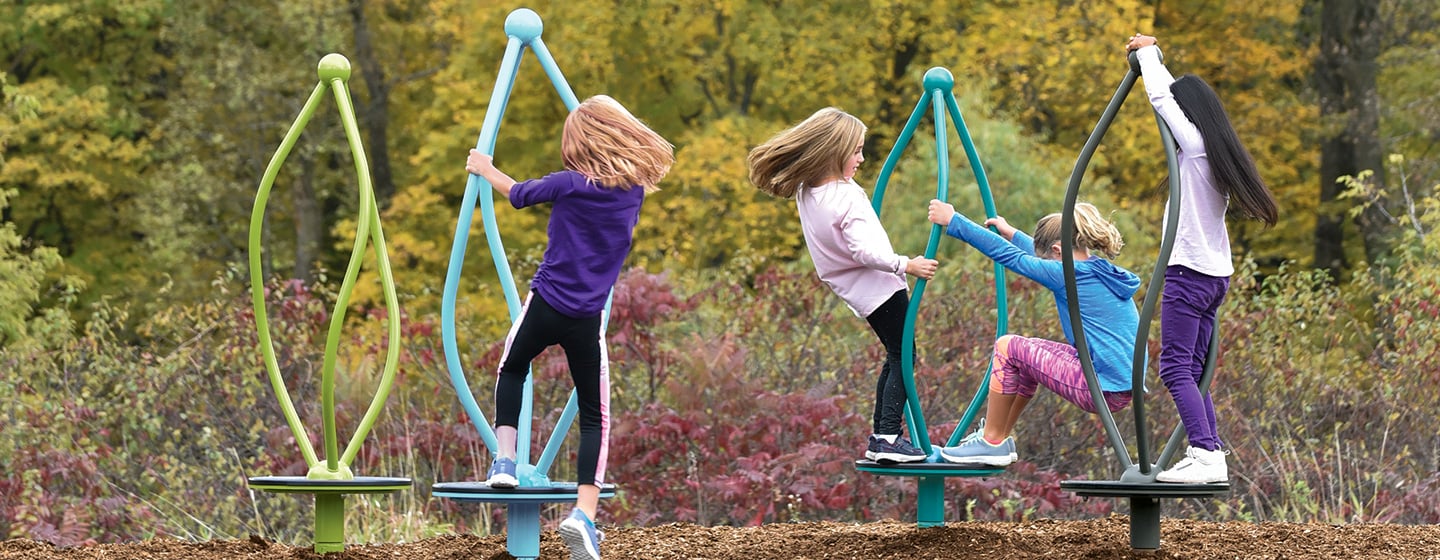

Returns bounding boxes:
[559,519,601,560]
[939,451,1014,467]
[872,452,927,463]
[485,474,518,488]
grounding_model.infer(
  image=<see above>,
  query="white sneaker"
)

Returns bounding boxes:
[1155,446,1228,483]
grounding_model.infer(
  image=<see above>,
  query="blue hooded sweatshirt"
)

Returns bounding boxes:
[944,213,1143,393]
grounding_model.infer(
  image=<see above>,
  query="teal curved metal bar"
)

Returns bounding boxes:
[433,9,610,560]
[246,53,410,554]
[1055,51,1229,551]
[852,67,1009,528]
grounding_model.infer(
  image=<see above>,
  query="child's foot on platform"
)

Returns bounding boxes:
[1156,446,1228,483]
[485,457,518,488]
[939,435,1016,466]
[559,507,604,560]
[866,435,927,463]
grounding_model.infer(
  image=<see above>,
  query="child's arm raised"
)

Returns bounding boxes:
[466,149,518,197]
[927,200,1064,291]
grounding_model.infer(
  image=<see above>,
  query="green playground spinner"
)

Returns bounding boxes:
[245,53,410,554]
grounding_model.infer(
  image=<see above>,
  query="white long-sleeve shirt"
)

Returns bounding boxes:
[1137,45,1235,278]
[795,179,909,317]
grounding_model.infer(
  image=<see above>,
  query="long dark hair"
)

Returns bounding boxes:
[1171,74,1279,226]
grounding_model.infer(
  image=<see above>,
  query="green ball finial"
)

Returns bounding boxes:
[318,53,351,81]
[923,67,954,92]
[505,8,543,41]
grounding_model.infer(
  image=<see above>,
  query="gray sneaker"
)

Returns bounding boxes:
[957,420,1017,463]
[940,435,1016,466]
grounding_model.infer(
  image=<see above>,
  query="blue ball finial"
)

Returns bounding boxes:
[922,67,954,92]
[505,8,543,41]
[317,53,352,81]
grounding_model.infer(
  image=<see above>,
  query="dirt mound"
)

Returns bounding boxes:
[4,516,1439,559]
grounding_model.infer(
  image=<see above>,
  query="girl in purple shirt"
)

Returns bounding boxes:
[748,108,939,464]
[1127,34,1279,484]
[465,95,673,559]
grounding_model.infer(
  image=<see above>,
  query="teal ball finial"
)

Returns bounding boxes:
[505,8,543,41]
[317,53,351,81]
[922,67,954,91]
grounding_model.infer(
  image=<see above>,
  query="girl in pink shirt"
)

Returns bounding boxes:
[748,107,939,463]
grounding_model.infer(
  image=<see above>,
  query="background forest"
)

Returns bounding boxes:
[2,0,1439,548]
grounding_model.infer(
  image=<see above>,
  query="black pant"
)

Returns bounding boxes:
[865,289,913,435]
[495,292,606,485]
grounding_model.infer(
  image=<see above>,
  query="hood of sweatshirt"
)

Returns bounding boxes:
[1081,258,1141,299]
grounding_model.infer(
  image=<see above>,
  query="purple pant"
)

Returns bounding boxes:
[1158,265,1229,451]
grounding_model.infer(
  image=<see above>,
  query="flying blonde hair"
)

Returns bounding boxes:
[1031,202,1126,259]
[747,107,866,199]
[561,95,674,193]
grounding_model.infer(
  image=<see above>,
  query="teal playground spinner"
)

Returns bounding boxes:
[852,66,1011,527]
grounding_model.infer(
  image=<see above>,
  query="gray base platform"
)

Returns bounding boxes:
[1061,479,1231,550]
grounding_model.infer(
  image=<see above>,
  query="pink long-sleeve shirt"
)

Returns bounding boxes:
[1138,45,1235,278]
[795,178,909,317]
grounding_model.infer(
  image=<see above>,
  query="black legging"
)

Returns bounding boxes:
[865,289,913,436]
[494,292,606,485]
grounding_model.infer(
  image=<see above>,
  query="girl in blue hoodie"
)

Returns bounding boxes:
[926,200,1141,466]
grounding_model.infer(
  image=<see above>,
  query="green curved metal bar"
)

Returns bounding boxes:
[248,53,402,480]
[871,68,1006,455]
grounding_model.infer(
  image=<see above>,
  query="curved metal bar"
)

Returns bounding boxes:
[939,93,1008,447]
[871,92,933,216]
[895,91,952,452]
[871,68,1004,457]
[330,75,404,469]
[440,34,526,454]
[1132,102,1182,473]
[250,82,329,469]
[1058,61,1143,468]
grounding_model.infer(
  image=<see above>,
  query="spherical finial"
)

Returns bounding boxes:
[317,53,351,81]
[922,67,954,92]
[505,8,543,41]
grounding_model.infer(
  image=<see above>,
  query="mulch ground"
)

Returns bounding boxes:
[3,516,1439,559]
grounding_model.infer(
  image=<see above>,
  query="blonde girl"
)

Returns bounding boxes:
[926,200,1141,466]
[465,94,673,560]
[749,107,939,464]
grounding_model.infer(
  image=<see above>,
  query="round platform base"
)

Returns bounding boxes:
[1060,479,1230,498]
[854,459,1004,477]
[432,481,617,503]
[248,476,412,495]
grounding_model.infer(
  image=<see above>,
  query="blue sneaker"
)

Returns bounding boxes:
[558,507,603,560]
[940,435,1016,466]
[485,457,517,488]
[866,435,927,464]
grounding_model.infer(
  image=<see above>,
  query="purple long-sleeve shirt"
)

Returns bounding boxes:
[510,170,645,318]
